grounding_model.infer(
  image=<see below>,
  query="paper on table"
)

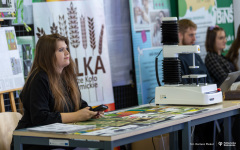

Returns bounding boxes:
[27,123,96,133]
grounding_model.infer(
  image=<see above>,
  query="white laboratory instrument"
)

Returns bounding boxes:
[155,17,222,105]
[155,84,222,105]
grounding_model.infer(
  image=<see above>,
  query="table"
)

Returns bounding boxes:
[177,101,240,150]
[13,101,240,150]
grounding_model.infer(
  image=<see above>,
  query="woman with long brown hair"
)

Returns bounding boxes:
[13,34,103,150]
[206,26,240,150]
[226,25,240,71]
[205,26,237,86]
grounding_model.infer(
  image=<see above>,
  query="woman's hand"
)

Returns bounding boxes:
[61,107,102,123]
[92,111,105,119]
[75,107,98,121]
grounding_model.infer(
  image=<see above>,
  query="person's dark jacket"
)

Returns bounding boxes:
[12,71,88,150]
[16,70,88,130]
[205,52,240,87]
[179,53,213,84]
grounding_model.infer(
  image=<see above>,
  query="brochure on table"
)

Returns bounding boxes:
[74,105,220,136]
[27,123,96,133]
[24,105,220,136]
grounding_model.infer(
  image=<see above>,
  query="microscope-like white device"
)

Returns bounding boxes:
[155,17,222,105]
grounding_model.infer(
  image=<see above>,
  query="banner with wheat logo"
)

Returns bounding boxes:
[32,0,115,110]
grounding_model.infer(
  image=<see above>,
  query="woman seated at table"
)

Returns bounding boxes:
[205,26,239,87]
[12,33,104,150]
[226,24,240,71]
[225,25,240,150]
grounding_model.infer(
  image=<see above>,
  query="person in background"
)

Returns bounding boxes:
[178,19,214,150]
[205,26,239,87]
[221,25,240,149]
[226,24,240,71]
[178,19,212,84]
[12,34,104,150]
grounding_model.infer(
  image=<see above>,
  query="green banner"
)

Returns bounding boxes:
[216,0,234,55]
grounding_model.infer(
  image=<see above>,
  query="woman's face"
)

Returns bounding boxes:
[215,30,227,53]
[55,40,70,73]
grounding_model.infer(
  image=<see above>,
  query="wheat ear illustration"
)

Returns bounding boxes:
[87,18,97,101]
[36,27,46,38]
[98,24,104,55]
[88,17,96,56]
[67,2,80,57]
[59,15,68,38]
[80,15,87,56]
[96,25,105,102]
[50,22,58,34]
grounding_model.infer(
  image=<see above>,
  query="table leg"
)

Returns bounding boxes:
[14,136,23,150]
[104,141,114,150]
[182,121,191,150]
[170,131,178,150]
[224,117,232,150]
[213,120,216,150]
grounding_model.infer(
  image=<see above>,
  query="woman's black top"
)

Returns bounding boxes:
[205,52,240,87]
[16,70,88,130]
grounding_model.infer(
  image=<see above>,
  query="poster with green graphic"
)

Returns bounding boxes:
[216,0,234,55]
[178,0,234,57]
[178,0,216,59]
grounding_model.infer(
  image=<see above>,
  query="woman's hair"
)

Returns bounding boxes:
[205,26,225,53]
[226,25,240,70]
[23,33,80,112]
